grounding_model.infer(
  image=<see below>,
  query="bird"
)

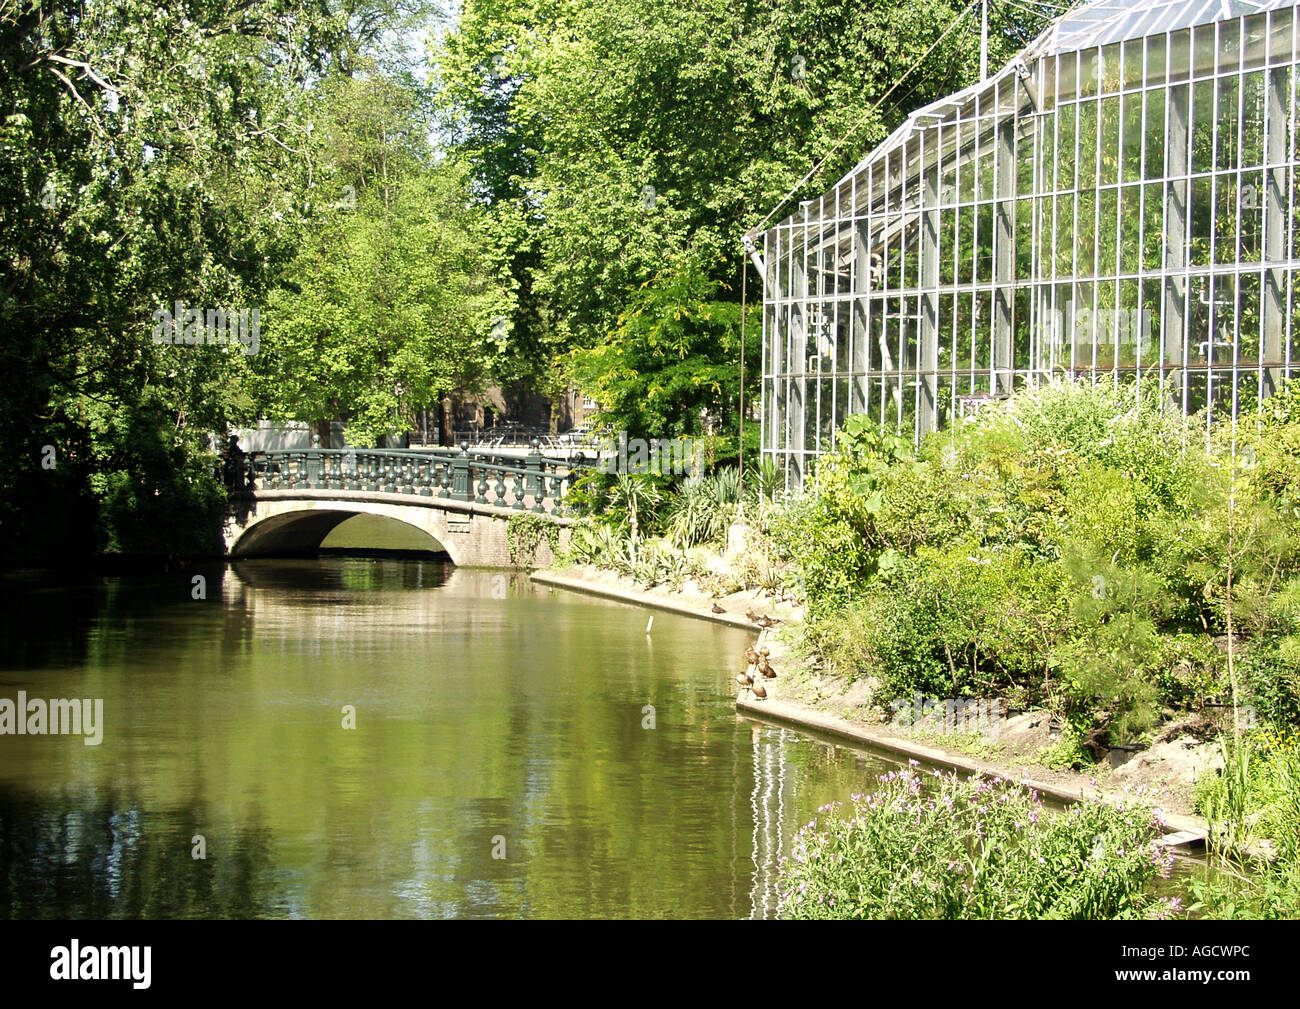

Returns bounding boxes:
[751,681,768,700]
[744,646,760,666]
[736,671,754,698]
[758,655,777,679]
[745,609,759,623]
[711,602,726,614]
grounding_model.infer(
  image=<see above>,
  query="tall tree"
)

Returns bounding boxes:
[433,0,1053,447]
[0,1,425,559]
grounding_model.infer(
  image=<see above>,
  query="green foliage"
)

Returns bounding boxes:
[663,467,742,549]
[567,251,755,457]
[778,768,1179,920]
[252,69,504,446]
[778,378,1300,739]
[0,0,429,562]
[1189,728,1300,918]
[506,513,560,568]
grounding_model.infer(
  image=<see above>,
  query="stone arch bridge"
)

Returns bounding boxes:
[224,448,580,566]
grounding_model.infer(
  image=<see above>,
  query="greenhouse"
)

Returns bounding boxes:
[754,0,1300,490]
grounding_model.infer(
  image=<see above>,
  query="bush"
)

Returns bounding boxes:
[813,541,1068,700]
[662,467,742,548]
[777,767,1178,919]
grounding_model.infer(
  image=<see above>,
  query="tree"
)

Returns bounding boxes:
[0,0,418,558]
[434,0,1053,439]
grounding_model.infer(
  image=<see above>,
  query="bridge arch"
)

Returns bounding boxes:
[228,499,458,562]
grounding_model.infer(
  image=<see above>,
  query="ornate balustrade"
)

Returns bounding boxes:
[238,448,585,516]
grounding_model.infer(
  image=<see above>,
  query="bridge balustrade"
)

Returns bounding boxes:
[239,448,586,515]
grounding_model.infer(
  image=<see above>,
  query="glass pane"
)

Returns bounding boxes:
[940,207,956,285]
[1190,176,1213,266]
[1269,7,1294,66]
[1169,29,1191,82]
[1040,111,1056,189]
[1055,193,1075,276]
[1098,187,1119,277]
[1058,50,1079,102]
[1240,168,1263,262]
[1056,102,1077,190]
[1245,13,1269,70]
[1078,100,1098,191]
[1077,189,1097,277]
[1143,182,1164,271]
[1240,70,1265,169]
[1016,197,1033,278]
[1121,91,1142,183]
[1237,272,1262,366]
[1215,175,1239,264]
[1194,23,1218,77]
[958,206,974,284]
[1217,75,1241,172]
[1144,88,1166,179]
[1147,33,1168,86]
[1100,95,1120,186]
[1120,184,1141,274]
[1080,48,1100,99]
[1123,39,1144,90]
[1191,80,1216,174]
[1217,18,1241,73]
[975,202,993,282]
[1100,43,1121,94]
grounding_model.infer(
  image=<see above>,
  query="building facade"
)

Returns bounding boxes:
[756,0,1300,490]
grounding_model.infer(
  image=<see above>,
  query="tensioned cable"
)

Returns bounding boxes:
[734,0,1071,490]
[742,0,982,243]
[737,0,978,496]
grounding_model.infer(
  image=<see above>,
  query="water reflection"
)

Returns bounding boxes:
[0,559,901,919]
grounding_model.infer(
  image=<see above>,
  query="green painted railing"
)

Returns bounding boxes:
[233,447,588,516]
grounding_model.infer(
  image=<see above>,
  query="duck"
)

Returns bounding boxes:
[751,681,768,700]
[744,646,760,666]
[711,602,726,614]
[735,671,754,698]
[758,655,777,679]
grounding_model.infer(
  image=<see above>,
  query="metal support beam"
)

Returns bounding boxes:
[993,116,1016,394]
[1164,84,1191,408]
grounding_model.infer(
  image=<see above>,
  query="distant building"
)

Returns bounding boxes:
[755,0,1300,490]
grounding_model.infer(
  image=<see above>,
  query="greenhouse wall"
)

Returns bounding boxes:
[757,0,1300,491]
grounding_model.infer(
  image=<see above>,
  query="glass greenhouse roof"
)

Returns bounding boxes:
[1030,0,1292,54]
[815,0,1296,208]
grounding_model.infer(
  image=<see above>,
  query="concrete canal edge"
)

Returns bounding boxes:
[528,570,758,629]
[531,568,1210,849]
[736,693,1208,842]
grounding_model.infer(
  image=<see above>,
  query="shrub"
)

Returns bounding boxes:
[777,767,1178,919]
[823,541,1069,700]
[662,468,741,548]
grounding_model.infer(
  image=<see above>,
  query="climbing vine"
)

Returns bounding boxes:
[507,514,560,568]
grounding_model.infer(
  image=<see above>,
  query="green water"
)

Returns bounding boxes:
[0,558,902,919]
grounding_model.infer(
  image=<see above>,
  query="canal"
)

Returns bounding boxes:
[0,558,905,919]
